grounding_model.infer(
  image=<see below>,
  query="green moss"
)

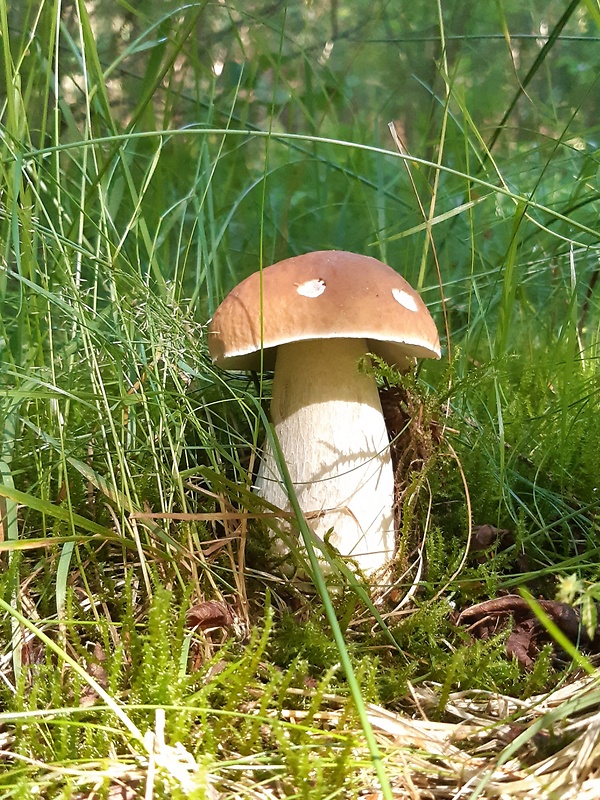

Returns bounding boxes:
[269,612,343,673]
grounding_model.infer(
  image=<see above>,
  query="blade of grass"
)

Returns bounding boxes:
[485,0,583,156]
[0,482,119,538]
[0,594,145,742]
[12,129,600,246]
[259,408,394,800]
[495,200,527,359]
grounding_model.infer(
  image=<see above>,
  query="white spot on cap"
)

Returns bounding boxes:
[297,278,326,298]
[392,287,418,312]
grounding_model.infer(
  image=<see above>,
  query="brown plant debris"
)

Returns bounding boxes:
[380,383,442,574]
[187,600,235,632]
[457,594,596,669]
[471,523,514,553]
[380,384,441,496]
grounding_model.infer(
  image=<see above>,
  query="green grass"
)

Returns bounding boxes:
[1,0,600,797]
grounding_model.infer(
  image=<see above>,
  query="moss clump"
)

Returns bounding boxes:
[269,611,344,674]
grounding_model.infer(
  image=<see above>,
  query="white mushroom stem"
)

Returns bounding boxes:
[255,338,395,574]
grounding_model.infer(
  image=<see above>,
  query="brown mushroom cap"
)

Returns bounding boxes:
[208,250,441,370]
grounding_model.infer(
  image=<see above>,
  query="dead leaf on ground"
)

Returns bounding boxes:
[457,594,593,670]
[471,524,513,552]
[187,600,234,632]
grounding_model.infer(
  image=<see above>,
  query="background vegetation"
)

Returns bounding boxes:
[1,0,599,797]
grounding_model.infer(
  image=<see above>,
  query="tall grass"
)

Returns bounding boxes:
[1,0,600,797]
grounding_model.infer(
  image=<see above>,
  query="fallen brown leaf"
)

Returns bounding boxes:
[187,600,234,632]
[457,594,588,669]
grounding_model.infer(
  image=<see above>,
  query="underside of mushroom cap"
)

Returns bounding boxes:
[208,250,441,371]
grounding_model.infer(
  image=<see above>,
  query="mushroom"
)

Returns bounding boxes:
[208,250,440,574]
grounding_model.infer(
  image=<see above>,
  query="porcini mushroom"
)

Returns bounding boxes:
[208,250,440,574]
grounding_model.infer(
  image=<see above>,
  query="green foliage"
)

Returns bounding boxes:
[0,588,359,798]
[451,347,600,573]
[1,0,600,793]
[270,612,343,673]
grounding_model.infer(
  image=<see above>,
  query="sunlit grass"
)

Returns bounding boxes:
[1,0,600,797]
